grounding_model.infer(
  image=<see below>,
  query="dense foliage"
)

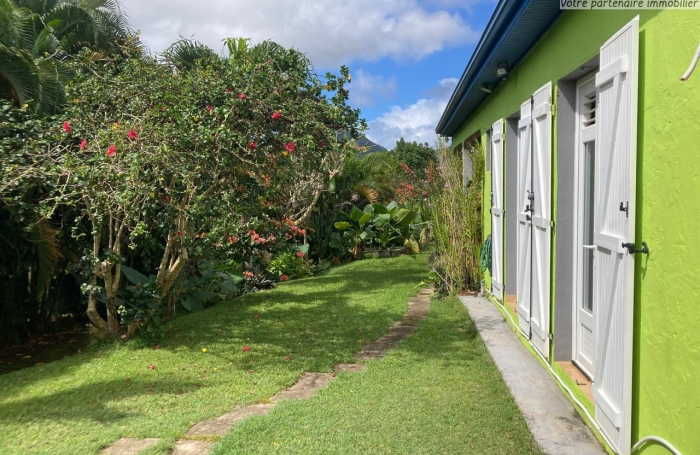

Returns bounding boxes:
[1,37,364,339]
[428,138,484,293]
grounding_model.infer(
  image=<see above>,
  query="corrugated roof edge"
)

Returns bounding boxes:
[436,0,562,137]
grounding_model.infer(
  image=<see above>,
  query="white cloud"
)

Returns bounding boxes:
[121,1,479,67]
[349,70,397,107]
[366,77,458,149]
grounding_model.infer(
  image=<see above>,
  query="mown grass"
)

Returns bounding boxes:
[212,296,543,455]
[0,255,428,455]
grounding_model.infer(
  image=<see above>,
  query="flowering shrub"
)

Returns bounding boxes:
[7,40,364,339]
[267,251,314,280]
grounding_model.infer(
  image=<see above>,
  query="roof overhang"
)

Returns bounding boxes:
[436,0,563,137]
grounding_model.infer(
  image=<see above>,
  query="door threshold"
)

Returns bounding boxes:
[556,361,594,405]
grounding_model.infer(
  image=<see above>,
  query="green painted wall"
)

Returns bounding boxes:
[451,9,700,455]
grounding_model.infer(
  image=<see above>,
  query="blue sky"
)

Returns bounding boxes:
[119,0,497,149]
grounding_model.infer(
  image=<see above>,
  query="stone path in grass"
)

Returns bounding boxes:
[100,287,432,455]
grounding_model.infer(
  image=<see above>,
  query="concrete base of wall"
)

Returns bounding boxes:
[460,295,605,455]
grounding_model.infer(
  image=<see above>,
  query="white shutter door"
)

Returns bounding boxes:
[516,100,532,334]
[491,119,504,302]
[530,82,552,359]
[592,16,638,455]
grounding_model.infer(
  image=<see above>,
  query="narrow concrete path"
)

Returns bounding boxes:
[460,295,605,455]
[100,288,432,455]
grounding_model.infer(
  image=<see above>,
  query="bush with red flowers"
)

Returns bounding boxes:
[5,39,365,339]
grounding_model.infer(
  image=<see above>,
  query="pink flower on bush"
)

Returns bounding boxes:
[284,141,296,154]
[107,144,116,157]
[238,93,247,100]
[128,129,138,139]
[244,271,254,279]
[280,275,289,282]
[295,251,305,258]
[206,105,213,112]
[243,346,250,352]
[80,139,87,149]
[255,237,266,244]
[63,121,71,133]
[248,142,257,150]
[226,87,233,93]
[320,140,326,147]
[271,111,281,119]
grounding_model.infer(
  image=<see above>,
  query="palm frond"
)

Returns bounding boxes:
[163,38,216,71]
[30,218,63,301]
[0,43,38,105]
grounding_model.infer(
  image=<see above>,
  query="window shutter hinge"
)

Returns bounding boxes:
[550,220,556,228]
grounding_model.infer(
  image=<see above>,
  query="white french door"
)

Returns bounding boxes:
[530,83,553,358]
[491,119,504,302]
[592,16,639,455]
[516,83,552,359]
[573,75,597,378]
[516,100,532,335]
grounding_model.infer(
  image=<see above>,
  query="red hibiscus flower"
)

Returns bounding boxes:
[80,139,87,149]
[295,251,305,258]
[63,121,71,133]
[244,271,254,278]
[280,275,289,282]
[243,346,250,352]
[271,111,281,119]
[128,129,137,139]
[248,142,257,150]
[107,144,116,157]
[226,87,233,93]
[284,141,296,153]
[239,93,247,100]
[320,140,326,147]
[206,105,213,112]
[149,364,156,370]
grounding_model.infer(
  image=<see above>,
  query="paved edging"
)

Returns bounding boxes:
[459,295,605,455]
[100,287,432,455]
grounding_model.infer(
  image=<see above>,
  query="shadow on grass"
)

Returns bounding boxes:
[0,256,429,430]
[0,376,204,423]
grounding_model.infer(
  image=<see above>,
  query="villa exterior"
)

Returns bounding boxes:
[437,2,700,454]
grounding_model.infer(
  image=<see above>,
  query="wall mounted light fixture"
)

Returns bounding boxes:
[496,61,509,79]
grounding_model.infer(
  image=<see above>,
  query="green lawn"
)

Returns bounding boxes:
[211,296,543,455]
[0,255,428,455]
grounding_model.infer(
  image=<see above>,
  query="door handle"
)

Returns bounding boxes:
[622,242,649,255]
[582,245,596,250]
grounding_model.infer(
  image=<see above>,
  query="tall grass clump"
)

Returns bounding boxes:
[429,138,484,293]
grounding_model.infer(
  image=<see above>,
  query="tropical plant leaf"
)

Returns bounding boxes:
[121,265,150,285]
[334,221,352,230]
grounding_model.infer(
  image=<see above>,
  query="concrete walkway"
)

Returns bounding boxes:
[460,295,605,455]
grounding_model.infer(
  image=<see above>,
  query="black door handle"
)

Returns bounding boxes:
[622,242,649,255]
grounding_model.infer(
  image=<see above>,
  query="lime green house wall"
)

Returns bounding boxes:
[451,9,700,455]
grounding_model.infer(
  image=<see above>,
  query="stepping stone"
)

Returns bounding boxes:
[334,363,367,373]
[187,403,275,436]
[100,438,160,455]
[270,372,335,402]
[355,293,430,360]
[172,440,213,455]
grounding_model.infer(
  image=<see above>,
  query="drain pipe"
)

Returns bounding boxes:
[631,436,682,455]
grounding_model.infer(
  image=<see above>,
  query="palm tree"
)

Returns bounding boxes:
[0,0,131,114]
